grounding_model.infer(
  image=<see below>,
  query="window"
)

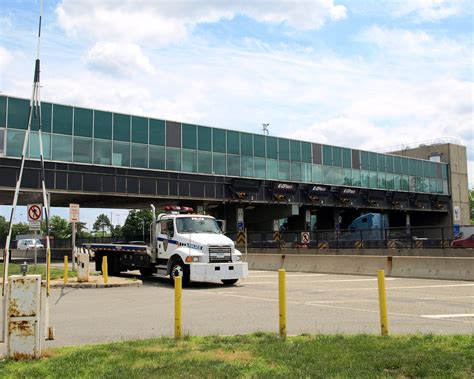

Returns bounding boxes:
[278,161,290,180]
[51,134,72,161]
[266,136,278,159]
[302,142,312,163]
[149,145,165,169]
[227,131,240,154]
[401,176,409,191]
[343,168,352,186]
[409,159,417,175]
[333,168,343,185]
[278,138,290,161]
[212,153,226,175]
[386,173,394,190]
[132,116,148,144]
[342,148,351,168]
[394,156,401,174]
[386,155,394,173]
[131,144,148,168]
[182,150,197,172]
[198,126,211,151]
[37,102,52,132]
[361,151,369,170]
[313,143,322,164]
[352,169,361,186]
[323,166,333,184]
[160,219,175,238]
[227,155,240,176]
[241,133,253,156]
[0,97,6,127]
[198,151,212,173]
[267,159,278,180]
[361,170,370,187]
[94,111,112,140]
[429,162,436,178]
[7,129,25,157]
[74,108,93,137]
[73,137,92,164]
[322,145,332,166]
[166,121,181,148]
[302,163,312,182]
[415,160,423,177]
[7,97,29,130]
[112,142,130,167]
[241,156,253,176]
[369,171,378,188]
[369,152,377,171]
[332,147,342,167]
[312,165,322,183]
[182,124,197,149]
[213,129,226,153]
[166,148,181,171]
[53,104,73,135]
[254,158,266,178]
[377,154,386,172]
[393,175,401,190]
[0,128,4,155]
[378,172,386,189]
[401,158,409,174]
[113,113,130,142]
[254,135,265,158]
[290,162,301,181]
[149,119,165,146]
[28,132,51,159]
[290,140,301,161]
[94,140,112,165]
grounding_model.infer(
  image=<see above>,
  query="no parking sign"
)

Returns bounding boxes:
[301,232,310,244]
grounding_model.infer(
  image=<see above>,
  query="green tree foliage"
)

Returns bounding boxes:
[44,215,71,239]
[121,209,153,241]
[0,216,8,240]
[470,188,474,225]
[111,225,123,238]
[93,214,112,235]
[12,222,30,239]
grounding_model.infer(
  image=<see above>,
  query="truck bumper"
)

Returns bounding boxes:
[190,262,248,283]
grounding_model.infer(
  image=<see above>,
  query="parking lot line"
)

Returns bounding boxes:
[243,278,397,285]
[248,274,327,278]
[421,314,474,319]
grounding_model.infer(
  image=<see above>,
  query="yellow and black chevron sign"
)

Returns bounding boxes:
[318,242,328,249]
[354,240,363,249]
[441,240,450,248]
[273,231,281,242]
[415,240,423,249]
[236,231,246,245]
[387,240,396,249]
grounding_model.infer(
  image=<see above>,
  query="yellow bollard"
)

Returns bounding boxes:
[377,269,389,336]
[278,269,286,339]
[102,256,108,285]
[63,256,68,285]
[174,276,182,339]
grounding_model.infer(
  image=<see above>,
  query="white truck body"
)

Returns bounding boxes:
[84,209,248,285]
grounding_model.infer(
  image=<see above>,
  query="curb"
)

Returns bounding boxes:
[50,279,143,289]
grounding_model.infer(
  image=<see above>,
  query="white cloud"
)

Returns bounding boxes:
[390,0,466,22]
[86,42,155,76]
[55,0,347,45]
[0,46,13,69]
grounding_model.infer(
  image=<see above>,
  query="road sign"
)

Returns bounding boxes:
[69,203,80,223]
[237,221,245,231]
[27,204,42,230]
[301,232,310,244]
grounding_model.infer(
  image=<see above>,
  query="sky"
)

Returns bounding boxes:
[0,0,472,229]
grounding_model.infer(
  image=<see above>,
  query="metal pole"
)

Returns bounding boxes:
[377,269,389,336]
[278,269,286,339]
[34,229,38,271]
[174,276,182,339]
[71,222,76,271]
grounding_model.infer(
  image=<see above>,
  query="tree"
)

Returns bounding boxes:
[470,188,474,225]
[12,222,30,239]
[111,225,123,238]
[93,214,112,236]
[47,216,71,239]
[121,209,153,241]
[0,216,8,240]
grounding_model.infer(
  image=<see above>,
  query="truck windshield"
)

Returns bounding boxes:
[176,217,221,234]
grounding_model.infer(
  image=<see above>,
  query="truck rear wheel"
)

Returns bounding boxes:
[221,279,238,286]
[169,259,190,286]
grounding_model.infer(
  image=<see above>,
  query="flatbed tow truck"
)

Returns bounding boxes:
[83,206,248,285]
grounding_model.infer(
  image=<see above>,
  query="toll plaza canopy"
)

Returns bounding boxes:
[0,95,449,197]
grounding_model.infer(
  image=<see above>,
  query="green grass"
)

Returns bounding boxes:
[0,263,75,280]
[0,334,472,378]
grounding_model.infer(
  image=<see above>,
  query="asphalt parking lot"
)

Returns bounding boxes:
[1,270,473,352]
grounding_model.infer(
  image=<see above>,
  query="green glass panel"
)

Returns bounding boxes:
[323,166,333,184]
[361,151,369,170]
[401,158,409,174]
[266,136,278,159]
[94,140,112,165]
[149,119,165,146]
[94,111,112,140]
[7,97,29,130]
[302,142,312,163]
[394,156,401,174]
[113,113,130,142]
[415,160,423,176]
[422,161,430,177]
[28,131,51,159]
[241,133,253,156]
[312,165,322,183]
[278,161,290,180]
[254,135,265,158]
[332,147,342,167]
[409,159,416,175]
[182,124,196,149]
[6,129,25,156]
[278,138,289,161]
[352,169,361,186]
[443,180,448,194]
[74,108,93,137]
[401,176,409,191]
[361,170,370,187]
[369,171,378,188]
[429,162,436,178]
[342,148,351,168]
[198,126,211,151]
[436,179,443,194]
[386,156,394,173]
[302,163,312,182]
[197,151,212,173]
[369,152,378,171]
[441,164,448,180]
[377,154,386,172]
[343,168,352,186]
[428,179,437,193]
[113,142,130,167]
[290,140,301,161]
[417,177,428,192]
[132,116,148,144]
[322,145,332,166]
[73,137,92,164]
[38,102,52,132]
[254,158,266,178]
[409,176,416,192]
[290,162,301,181]
[166,148,181,171]
[213,153,226,175]
[213,129,226,153]
[386,173,394,190]
[227,131,240,155]
[0,96,6,127]
[51,134,72,161]
[227,155,240,176]
[378,172,386,189]
[333,168,343,185]
[182,150,197,172]
[53,104,73,135]
[131,144,148,168]
[393,175,401,190]
[149,145,165,170]
[267,159,278,180]
[242,156,254,176]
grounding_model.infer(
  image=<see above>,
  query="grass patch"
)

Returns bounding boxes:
[0,334,472,378]
[0,263,75,281]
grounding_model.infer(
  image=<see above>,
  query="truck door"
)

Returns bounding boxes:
[158,218,177,258]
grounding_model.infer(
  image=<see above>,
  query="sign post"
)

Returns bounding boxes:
[69,204,80,271]
[27,204,42,271]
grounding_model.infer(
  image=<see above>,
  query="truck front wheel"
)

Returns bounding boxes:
[221,279,238,286]
[169,260,190,286]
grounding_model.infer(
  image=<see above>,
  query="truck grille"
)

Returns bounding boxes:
[209,246,232,263]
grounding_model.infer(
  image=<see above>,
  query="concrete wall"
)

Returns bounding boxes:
[245,253,474,281]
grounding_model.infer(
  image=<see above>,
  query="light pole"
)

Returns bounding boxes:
[141,219,145,241]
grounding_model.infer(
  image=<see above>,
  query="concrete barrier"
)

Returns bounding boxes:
[245,254,474,281]
[391,256,473,281]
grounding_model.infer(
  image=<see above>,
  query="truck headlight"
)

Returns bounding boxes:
[185,256,201,263]
[235,255,241,261]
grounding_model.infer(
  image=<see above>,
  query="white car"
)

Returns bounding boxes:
[17,239,44,251]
